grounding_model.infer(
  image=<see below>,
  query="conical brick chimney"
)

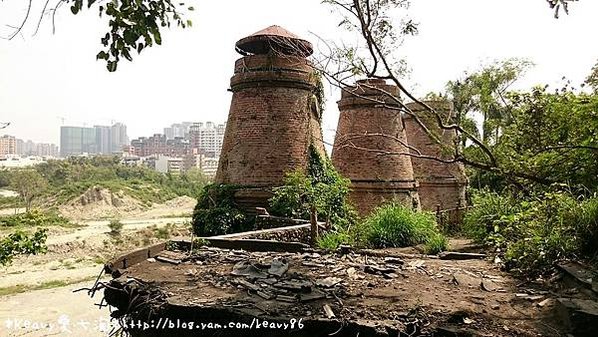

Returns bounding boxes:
[403,101,468,211]
[215,25,325,211]
[332,79,420,215]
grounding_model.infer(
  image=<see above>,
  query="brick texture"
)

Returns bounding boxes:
[215,50,325,211]
[331,79,420,215]
[403,101,468,211]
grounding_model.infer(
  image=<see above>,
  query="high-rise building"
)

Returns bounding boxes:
[60,123,128,157]
[111,123,129,153]
[94,125,112,154]
[24,140,35,155]
[188,122,226,157]
[15,139,24,156]
[164,122,191,140]
[60,126,96,157]
[130,134,168,157]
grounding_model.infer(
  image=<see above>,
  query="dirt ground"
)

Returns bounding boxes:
[110,244,565,336]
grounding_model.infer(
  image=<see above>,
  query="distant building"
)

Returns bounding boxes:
[0,135,16,156]
[164,122,192,140]
[130,134,168,157]
[60,126,97,157]
[199,156,219,179]
[15,139,24,155]
[111,123,129,153]
[153,155,183,174]
[94,125,112,154]
[60,123,128,157]
[188,122,226,157]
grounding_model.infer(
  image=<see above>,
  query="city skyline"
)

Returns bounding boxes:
[0,119,227,158]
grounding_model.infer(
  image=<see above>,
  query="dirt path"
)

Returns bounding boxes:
[0,280,113,337]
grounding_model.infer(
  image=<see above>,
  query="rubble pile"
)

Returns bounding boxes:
[101,244,594,336]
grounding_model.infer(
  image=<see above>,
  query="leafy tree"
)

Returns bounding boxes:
[9,170,48,211]
[2,0,193,71]
[546,0,579,18]
[585,60,598,93]
[496,86,598,191]
[446,59,533,144]
[319,0,591,190]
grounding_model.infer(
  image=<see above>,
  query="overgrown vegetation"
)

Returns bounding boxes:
[0,229,48,266]
[464,190,598,274]
[191,184,251,236]
[0,210,75,228]
[434,59,598,275]
[270,144,357,228]
[0,156,209,207]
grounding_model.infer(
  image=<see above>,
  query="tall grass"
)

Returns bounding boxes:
[317,202,447,254]
[363,203,445,250]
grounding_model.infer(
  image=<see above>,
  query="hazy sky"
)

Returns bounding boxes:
[1,0,597,146]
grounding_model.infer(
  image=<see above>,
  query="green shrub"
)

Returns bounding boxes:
[0,229,48,265]
[464,189,598,274]
[425,233,448,255]
[191,184,253,237]
[108,219,124,235]
[578,197,598,259]
[463,190,518,245]
[269,144,357,229]
[317,230,353,250]
[362,203,447,251]
[0,210,73,228]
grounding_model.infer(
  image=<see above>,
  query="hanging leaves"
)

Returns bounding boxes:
[68,0,194,72]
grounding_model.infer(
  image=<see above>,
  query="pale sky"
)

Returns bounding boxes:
[0,0,597,146]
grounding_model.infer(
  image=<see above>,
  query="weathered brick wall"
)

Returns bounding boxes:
[215,53,325,209]
[403,101,467,211]
[332,79,419,215]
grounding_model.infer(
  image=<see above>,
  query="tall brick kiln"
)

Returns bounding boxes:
[403,101,467,211]
[215,25,325,211]
[331,79,420,215]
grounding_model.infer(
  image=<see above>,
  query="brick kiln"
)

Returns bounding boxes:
[403,101,467,212]
[215,25,325,211]
[331,79,420,215]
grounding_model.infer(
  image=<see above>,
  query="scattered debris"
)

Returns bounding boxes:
[515,293,544,301]
[231,260,268,278]
[556,261,597,293]
[438,251,486,260]
[101,243,573,337]
[323,304,335,319]
[481,278,502,292]
[452,273,479,288]
[155,256,181,265]
[268,257,289,277]
[556,298,598,337]
[316,277,342,288]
